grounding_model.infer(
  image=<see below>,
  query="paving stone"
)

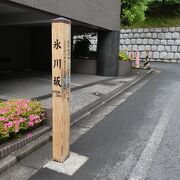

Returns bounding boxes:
[137,39,143,44]
[133,45,138,51]
[160,52,167,59]
[174,53,180,60]
[169,27,176,32]
[145,45,151,51]
[132,28,138,33]
[171,60,177,63]
[131,39,136,45]
[163,60,170,63]
[154,28,161,32]
[126,29,132,33]
[171,46,178,52]
[134,33,139,38]
[175,27,180,32]
[138,28,144,33]
[178,46,180,53]
[157,45,164,52]
[164,46,171,52]
[167,40,174,45]
[152,33,158,39]
[167,53,174,59]
[125,39,131,45]
[149,28,155,32]
[172,32,180,40]
[164,32,172,39]
[123,34,128,38]
[139,45,145,51]
[139,33,146,38]
[154,39,161,45]
[120,39,125,44]
[148,39,154,45]
[146,33,151,38]
[160,40,167,45]
[153,52,160,59]
[151,45,157,51]
[143,39,148,44]
[129,33,134,38]
[121,29,126,33]
[158,33,165,39]
[162,27,169,32]
[175,40,180,45]
[141,51,147,59]
[144,28,150,32]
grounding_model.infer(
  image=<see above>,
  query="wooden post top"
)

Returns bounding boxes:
[52,17,71,24]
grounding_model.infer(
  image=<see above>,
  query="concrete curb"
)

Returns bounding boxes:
[71,69,154,126]
[0,69,154,175]
[0,133,51,174]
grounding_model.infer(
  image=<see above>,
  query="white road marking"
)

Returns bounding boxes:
[43,152,89,176]
[71,83,82,86]
[128,92,177,180]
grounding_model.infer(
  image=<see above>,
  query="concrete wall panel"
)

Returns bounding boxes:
[7,0,120,30]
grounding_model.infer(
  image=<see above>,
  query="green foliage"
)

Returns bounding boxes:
[73,36,91,58]
[119,49,130,61]
[121,0,148,26]
[123,16,180,28]
[122,0,180,28]
[147,0,180,17]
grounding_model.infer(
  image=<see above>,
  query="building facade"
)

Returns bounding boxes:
[0,0,121,76]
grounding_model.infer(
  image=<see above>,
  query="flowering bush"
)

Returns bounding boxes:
[0,99,45,143]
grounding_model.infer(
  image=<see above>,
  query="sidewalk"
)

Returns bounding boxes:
[0,69,154,180]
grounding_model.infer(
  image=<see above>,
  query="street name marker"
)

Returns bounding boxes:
[52,18,71,162]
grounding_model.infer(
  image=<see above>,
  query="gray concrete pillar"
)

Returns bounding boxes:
[97,30,120,76]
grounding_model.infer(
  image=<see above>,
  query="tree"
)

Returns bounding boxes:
[121,0,148,26]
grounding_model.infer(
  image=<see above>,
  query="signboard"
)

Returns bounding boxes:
[52,18,71,162]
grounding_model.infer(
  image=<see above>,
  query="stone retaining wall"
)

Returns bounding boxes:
[120,27,180,62]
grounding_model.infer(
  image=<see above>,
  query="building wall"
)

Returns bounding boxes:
[30,27,51,70]
[0,27,31,70]
[8,0,120,31]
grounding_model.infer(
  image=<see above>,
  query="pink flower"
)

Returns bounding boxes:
[15,128,19,133]
[0,117,8,121]
[0,108,8,115]
[28,121,34,127]
[19,118,25,123]
[7,121,13,128]
[29,114,39,122]
[4,123,8,129]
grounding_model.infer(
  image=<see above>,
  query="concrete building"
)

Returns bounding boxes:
[0,0,120,76]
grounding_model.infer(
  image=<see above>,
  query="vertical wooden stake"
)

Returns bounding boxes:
[52,18,71,163]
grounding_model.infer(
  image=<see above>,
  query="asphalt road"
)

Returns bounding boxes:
[30,63,180,180]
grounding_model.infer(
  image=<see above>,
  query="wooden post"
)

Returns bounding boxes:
[52,18,71,162]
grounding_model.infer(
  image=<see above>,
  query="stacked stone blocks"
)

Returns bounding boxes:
[120,27,180,62]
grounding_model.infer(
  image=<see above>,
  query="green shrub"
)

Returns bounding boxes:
[121,0,148,26]
[73,36,91,58]
[119,49,130,61]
